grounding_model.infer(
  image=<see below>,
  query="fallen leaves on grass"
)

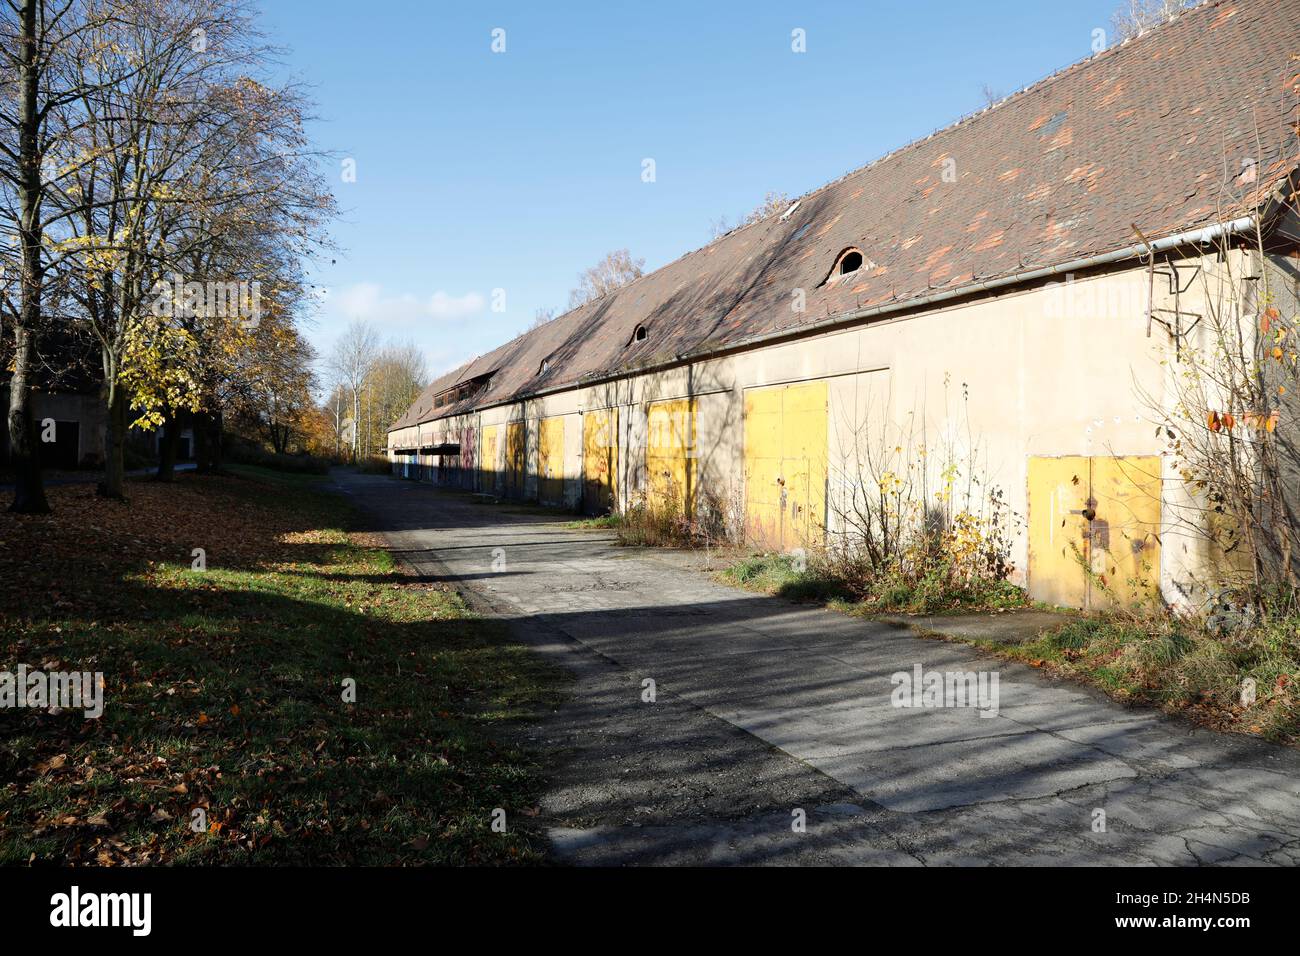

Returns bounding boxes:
[0,471,561,865]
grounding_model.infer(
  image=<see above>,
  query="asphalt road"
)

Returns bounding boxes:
[337,471,1300,866]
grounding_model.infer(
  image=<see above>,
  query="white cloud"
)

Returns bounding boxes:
[311,283,499,400]
[322,282,486,326]
[427,289,486,320]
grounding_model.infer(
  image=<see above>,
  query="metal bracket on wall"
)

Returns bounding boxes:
[1132,223,1203,359]
[1156,260,1200,296]
[1150,261,1203,360]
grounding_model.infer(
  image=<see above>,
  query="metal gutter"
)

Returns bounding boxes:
[667,215,1260,368]
[392,214,1257,430]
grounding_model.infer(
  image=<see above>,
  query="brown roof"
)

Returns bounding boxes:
[392,0,1300,433]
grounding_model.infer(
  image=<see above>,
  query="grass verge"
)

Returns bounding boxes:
[566,514,622,530]
[992,614,1300,744]
[0,466,563,865]
[720,552,1027,613]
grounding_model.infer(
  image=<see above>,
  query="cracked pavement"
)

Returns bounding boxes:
[338,472,1300,866]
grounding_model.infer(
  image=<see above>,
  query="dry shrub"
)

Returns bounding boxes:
[615,471,743,550]
[824,384,1024,611]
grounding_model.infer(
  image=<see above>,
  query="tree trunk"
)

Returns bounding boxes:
[98,381,127,499]
[154,411,179,482]
[193,413,207,472]
[7,0,49,515]
[209,408,223,472]
[333,398,341,458]
[194,410,215,473]
[352,388,360,462]
[7,324,49,513]
[269,420,287,455]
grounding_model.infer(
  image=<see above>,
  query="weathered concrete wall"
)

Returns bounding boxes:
[1265,243,1300,586]
[391,252,1258,607]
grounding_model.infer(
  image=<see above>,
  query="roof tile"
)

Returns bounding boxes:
[392,0,1299,432]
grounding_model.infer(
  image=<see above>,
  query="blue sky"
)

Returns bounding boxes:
[261,0,1124,386]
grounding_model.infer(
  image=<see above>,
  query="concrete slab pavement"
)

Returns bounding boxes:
[337,472,1300,866]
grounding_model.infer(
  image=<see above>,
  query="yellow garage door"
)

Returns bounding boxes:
[480,424,500,493]
[505,421,527,499]
[744,381,828,549]
[582,407,618,514]
[539,416,566,505]
[646,398,695,516]
[1027,455,1162,609]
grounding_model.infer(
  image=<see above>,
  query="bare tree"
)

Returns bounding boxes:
[328,319,378,462]
[1140,222,1300,610]
[979,83,1003,108]
[530,306,555,329]
[0,0,110,512]
[0,0,331,504]
[326,381,347,458]
[1111,0,1188,42]
[12,0,325,495]
[567,249,645,310]
[362,340,425,456]
[0,0,49,512]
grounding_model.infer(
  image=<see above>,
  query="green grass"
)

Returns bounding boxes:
[224,462,331,487]
[566,514,622,530]
[721,553,855,604]
[0,467,564,865]
[720,552,1026,613]
[862,573,1028,615]
[994,613,1300,743]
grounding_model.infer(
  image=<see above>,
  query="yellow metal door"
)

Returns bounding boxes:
[582,407,618,513]
[743,387,784,546]
[505,421,526,498]
[481,424,500,493]
[1027,456,1161,609]
[646,398,695,516]
[538,417,565,505]
[782,381,828,548]
[744,381,828,549]
[1027,456,1091,609]
[1090,456,1162,608]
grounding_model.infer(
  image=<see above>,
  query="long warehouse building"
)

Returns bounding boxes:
[389,0,1300,611]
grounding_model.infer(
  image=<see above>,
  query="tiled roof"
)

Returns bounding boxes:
[392,0,1300,432]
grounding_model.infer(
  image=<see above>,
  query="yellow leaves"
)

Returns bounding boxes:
[53,235,127,281]
[119,313,203,428]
